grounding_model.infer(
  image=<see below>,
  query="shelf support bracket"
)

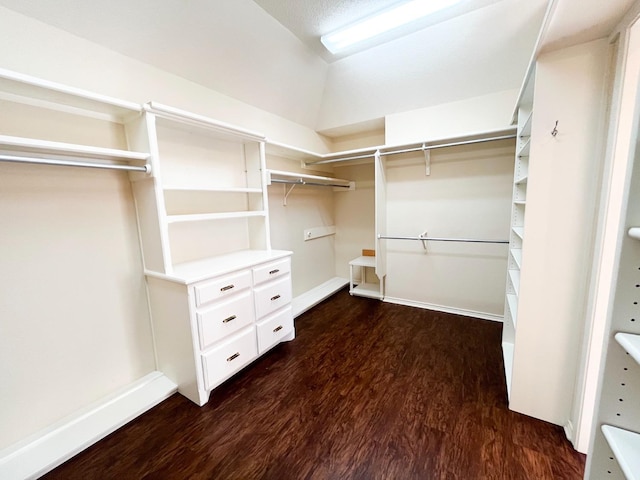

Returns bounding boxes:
[283,182,297,206]
[423,144,431,176]
[419,230,428,250]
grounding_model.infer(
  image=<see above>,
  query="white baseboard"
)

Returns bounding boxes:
[292,277,349,317]
[383,296,504,323]
[0,371,177,480]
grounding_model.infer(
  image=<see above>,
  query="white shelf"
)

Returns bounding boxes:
[506,294,518,327]
[513,200,526,205]
[509,269,521,292]
[166,211,266,224]
[510,248,523,269]
[0,135,149,162]
[267,169,353,189]
[350,283,382,299]
[514,174,529,185]
[517,137,531,157]
[520,111,533,137]
[0,67,141,122]
[602,425,640,480]
[292,277,349,318]
[628,227,640,241]
[146,102,265,142]
[615,332,640,366]
[162,185,262,194]
[502,341,514,400]
[512,226,525,239]
[146,249,292,284]
[349,256,376,268]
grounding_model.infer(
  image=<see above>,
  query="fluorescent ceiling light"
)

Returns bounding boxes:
[321,0,464,54]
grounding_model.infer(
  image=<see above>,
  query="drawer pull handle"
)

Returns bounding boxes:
[220,284,235,292]
[273,325,283,333]
[222,315,237,324]
[227,352,240,362]
[269,269,280,275]
[270,294,281,301]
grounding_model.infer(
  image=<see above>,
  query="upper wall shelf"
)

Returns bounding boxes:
[266,127,517,168]
[0,67,141,123]
[0,134,150,162]
[145,102,266,143]
[266,169,354,189]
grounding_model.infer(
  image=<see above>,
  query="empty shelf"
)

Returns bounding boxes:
[166,211,266,223]
[514,174,528,185]
[629,227,640,241]
[517,137,531,157]
[615,332,640,366]
[0,135,149,161]
[512,227,524,239]
[510,249,523,269]
[601,425,640,480]
[506,294,518,328]
[520,111,533,137]
[509,269,520,293]
[350,283,382,299]
[502,341,514,400]
[349,256,376,268]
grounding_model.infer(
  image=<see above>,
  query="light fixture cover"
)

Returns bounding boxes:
[321,0,464,54]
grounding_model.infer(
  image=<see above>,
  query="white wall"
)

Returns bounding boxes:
[0,162,154,450]
[334,163,377,279]
[0,6,331,154]
[383,139,514,318]
[316,0,546,132]
[0,0,328,129]
[385,90,519,145]
[266,156,338,297]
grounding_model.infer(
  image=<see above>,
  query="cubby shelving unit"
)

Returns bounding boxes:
[502,78,533,399]
[348,255,382,300]
[586,221,640,478]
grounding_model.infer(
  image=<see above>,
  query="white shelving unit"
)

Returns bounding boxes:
[601,425,640,480]
[349,255,383,300]
[586,215,640,479]
[502,85,532,399]
[127,102,296,406]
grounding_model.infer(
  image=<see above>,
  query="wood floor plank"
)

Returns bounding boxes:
[43,289,585,479]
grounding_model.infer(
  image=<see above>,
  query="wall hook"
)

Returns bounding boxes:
[551,121,559,137]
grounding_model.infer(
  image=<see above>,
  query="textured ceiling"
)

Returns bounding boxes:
[253,0,504,61]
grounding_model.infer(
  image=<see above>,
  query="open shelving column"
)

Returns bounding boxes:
[585,146,640,479]
[127,102,271,276]
[502,79,532,400]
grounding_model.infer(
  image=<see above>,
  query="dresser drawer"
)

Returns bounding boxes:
[256,306,294,354]
[253,258,291,286]
[197,291,254,349]
[254,275,292,319]
[194,270,252,307]
[201,327,257,390]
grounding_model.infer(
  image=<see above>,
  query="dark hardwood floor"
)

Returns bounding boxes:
[44,289,585,479]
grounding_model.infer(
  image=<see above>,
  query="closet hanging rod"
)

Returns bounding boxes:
[269,178,351,188]
[0,154,151,173]
[305,133,517,165]
[378,234,509,244]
